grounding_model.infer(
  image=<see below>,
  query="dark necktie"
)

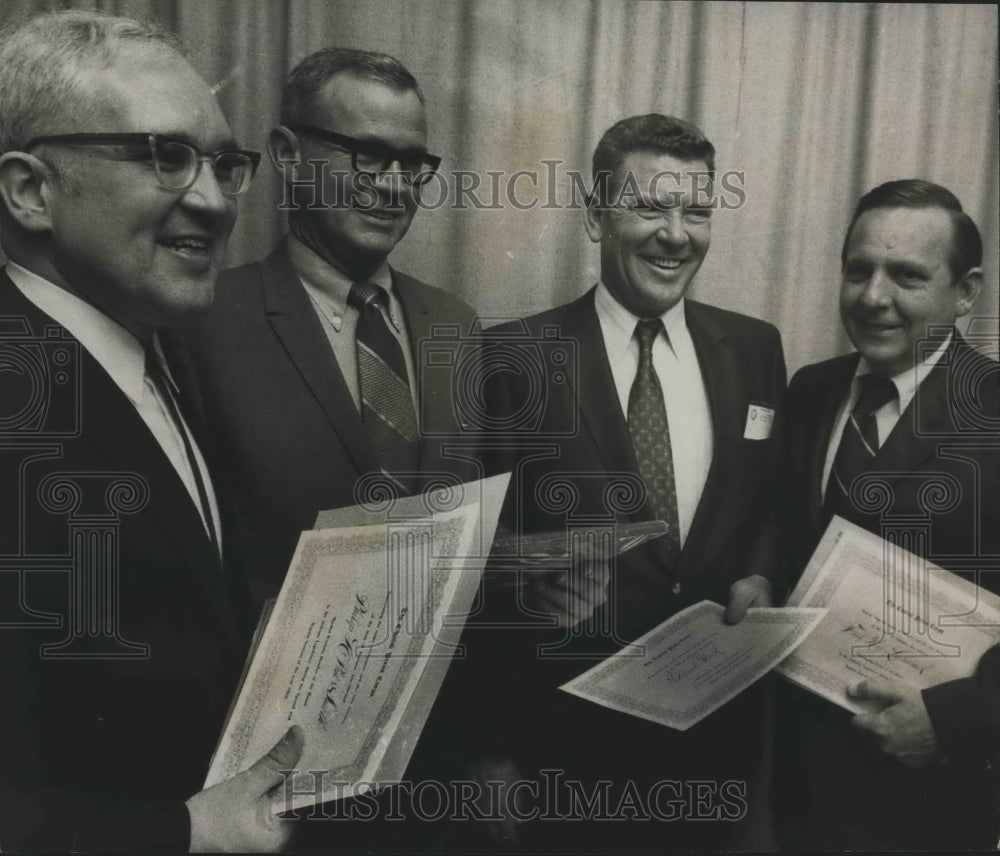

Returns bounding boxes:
[348,282,419,494]
[825,373,898,519]
[146,349,220,553]
[627,319,681,562]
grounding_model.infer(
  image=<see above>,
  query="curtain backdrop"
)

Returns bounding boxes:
[2,0,996,373]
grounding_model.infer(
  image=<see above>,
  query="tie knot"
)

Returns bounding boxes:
[854,374,897,417]
[634,318,664,353]
[349,281,385,312]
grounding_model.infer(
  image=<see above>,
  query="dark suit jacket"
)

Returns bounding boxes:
[0,275,247,851]
[182,240,482,605]
[485,289,786,636]
[773,332,1000,851]
[464,288,786,849]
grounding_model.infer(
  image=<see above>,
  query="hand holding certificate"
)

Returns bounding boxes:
[561,600,826,730]
[775,516,1000,714]
[206,475,509,810]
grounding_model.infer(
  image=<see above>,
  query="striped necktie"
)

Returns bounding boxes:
[825,373,897,519]
[627,318,681,562]
[349,282,419,494]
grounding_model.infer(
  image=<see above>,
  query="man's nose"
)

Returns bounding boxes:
[181,158,231,216]
[859,269,893,306]
[373,160,415,188]
[654,212,688,245]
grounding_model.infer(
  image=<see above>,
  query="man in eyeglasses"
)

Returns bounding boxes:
[0,10,304,851]
[184,48,479,610]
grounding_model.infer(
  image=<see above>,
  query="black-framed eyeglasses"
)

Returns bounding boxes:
[286,124,441,185]
[23,133,261,197]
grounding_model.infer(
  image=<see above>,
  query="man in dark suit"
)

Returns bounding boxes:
[184,48,479,609]
[0,10,302,851]
[772,179,999,851]
[468,114,786,851]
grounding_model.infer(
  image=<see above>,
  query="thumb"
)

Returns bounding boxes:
[245,725,305,793]
[724,581,755,625]
[848,680,902,705]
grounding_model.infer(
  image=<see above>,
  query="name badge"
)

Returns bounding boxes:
[744,403,774,440]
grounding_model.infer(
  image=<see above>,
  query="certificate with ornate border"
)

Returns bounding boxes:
[561,600,826,731]
[205,475,507,808]
[776,515,1000,714]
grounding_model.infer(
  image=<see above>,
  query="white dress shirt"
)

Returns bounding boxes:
[7,262,221,548]
[821,333,952,497]
[288,235,418,413]
[594,283,714,546]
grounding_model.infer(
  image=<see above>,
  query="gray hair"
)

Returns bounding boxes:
[0,10,184,155]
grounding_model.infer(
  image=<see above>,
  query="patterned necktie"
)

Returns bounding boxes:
[825,373,897,519]
[145,349,219,553]
[349,282,419,494]
[627,319,681,561]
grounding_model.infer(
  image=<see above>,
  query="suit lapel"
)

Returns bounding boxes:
[806,341,961,528]
[561,290,641,479]
[805,356,858,527]
[873,333,961,479]
[4,279,240,646]
[258,243,379,476]
[678,302,745,572]
[158,331,246,643]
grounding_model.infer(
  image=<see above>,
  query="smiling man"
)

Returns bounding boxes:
[773,179,999,851]
[183,48,479,608]
[474,114,787,851]
[0,10,304,852]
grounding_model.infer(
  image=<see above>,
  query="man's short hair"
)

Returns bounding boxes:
[591,113,715,204]
[842,179,983,279]
[279,47,422,126]
[0,10,183,155]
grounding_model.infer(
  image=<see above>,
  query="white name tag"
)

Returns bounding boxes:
[744,403,774,440]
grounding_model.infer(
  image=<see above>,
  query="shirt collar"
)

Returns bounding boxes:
[5,261,147,405]
[853,330,953,412]
[594,280,686,355]
[287,233,394,318]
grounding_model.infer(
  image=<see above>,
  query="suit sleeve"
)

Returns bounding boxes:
[0,787,189,852]
[922,645,1000,772]
[0,622,192,851]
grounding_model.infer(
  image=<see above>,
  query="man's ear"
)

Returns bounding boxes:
[266,125,302,177]
[0,152,56,233]
[583,196,604,244]
[954,267,982,318]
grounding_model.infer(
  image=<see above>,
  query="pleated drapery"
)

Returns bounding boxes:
[1,1,995,372]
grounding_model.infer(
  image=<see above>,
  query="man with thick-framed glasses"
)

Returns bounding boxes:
[182,45,482,850]
[183,46,479,614]
[0,10,303,852]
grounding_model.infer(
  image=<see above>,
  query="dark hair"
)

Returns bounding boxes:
[842,179,982,278]
[280,47,422,126]
[591,114,715,203]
